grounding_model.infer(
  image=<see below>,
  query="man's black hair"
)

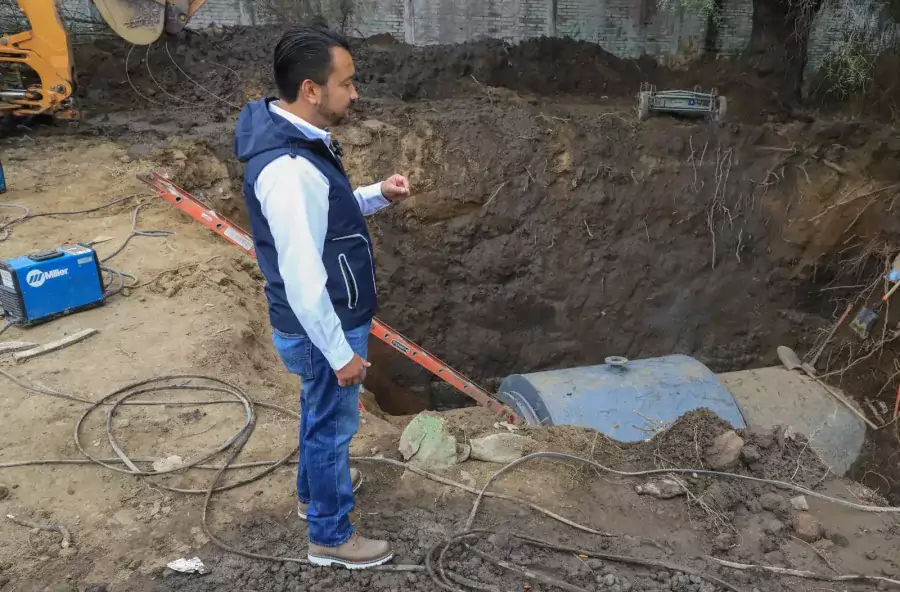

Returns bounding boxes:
[274,27,351,102]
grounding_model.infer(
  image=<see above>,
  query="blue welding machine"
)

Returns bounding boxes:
[0,245,106,325]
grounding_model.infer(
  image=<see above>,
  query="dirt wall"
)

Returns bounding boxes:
[62,30,900,503]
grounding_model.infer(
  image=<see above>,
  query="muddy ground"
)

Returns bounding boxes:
[1,26,900,592]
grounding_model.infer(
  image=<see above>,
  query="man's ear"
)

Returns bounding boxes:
[299,79,320,104]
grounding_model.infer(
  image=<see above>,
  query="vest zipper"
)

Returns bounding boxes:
[338,253,358,309]
[332,234,376,294]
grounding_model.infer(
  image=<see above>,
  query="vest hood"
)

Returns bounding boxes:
[235,97,314,164]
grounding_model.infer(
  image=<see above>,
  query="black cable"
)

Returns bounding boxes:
[52,201,172,298]
[0,196,171,304]
[0,194,143,242]
[2,367,890,589]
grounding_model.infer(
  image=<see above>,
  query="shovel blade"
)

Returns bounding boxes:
[850,308,878,339]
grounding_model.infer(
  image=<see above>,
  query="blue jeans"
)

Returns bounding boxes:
[272,321,369,547]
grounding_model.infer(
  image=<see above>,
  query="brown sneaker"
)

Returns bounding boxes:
[308,532,393,569]
[297,468,363,520]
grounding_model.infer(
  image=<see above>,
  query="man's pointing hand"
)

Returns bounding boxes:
[381,174,411,201]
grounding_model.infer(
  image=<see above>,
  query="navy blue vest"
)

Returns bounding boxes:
[235,98,378,336]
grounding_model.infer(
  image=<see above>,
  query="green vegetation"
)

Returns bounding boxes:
[821,33,878,97]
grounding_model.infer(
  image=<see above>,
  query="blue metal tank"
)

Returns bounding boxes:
[497,354,747,442]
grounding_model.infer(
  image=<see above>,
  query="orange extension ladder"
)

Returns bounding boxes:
[138,171,519,423]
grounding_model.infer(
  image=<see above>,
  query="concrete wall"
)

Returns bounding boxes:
[807,0,900,73]
[555,0,708,59]
[350,0,709,58]
[189,0,266,26]
[184,0,713,58]
[714,0,753,57]
[30,0,900,74]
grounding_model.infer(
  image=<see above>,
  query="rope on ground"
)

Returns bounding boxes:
[3,364,900,515]
[130,255,221,290]
[195,388,424,573]
[466,451,900,518]
[0,457,293,470]
[71,376,298,495]
[518,534,743,592]
[1,368,898,588]
[425,530,746,592]
[708,556,900,587]
[353,456,616,537]
[6,361,895,518]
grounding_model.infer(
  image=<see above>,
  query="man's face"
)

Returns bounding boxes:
[317,46,358,126]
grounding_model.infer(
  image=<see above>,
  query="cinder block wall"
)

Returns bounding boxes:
[807,0,900,74]
[41,0,900,77]
[715,0,753,57]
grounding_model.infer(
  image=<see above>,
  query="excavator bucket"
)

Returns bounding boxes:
[91,0,166,46]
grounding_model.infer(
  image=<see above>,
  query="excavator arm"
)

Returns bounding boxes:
[0,0,74,117]
[0,0,208,117]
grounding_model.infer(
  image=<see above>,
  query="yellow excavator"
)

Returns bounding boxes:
[1,0,208,117]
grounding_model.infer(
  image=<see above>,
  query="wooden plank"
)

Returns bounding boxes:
[0,341,38,355]
[13,329,98,362]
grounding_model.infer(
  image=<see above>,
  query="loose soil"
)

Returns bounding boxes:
[1,25,900,592]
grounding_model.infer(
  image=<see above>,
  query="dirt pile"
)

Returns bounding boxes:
[73,27,784,121]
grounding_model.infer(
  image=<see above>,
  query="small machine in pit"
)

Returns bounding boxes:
[637,82,727,122]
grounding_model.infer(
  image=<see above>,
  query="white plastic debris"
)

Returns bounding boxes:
[469,433,535,464]
[153,455,185,473]
[791,495,810,511]
[167,557,209,574]
[634,479,686,499]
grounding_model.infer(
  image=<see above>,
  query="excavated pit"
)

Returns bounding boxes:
[67,28,900,503]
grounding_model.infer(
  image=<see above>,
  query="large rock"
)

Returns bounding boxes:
[634,479,685,500]
[794,512,824,542]
[740,444,761,464]
[399,413,469,470]
[705,431,745,470]
[468,433,535,464]
[759,492,787,512]
[790,495,810,511]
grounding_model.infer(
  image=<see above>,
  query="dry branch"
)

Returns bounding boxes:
[820,159,848,175]
[482,181,508,208]
[13,329,98,362]
[5,514,72,549]
[708,556,900,587]
[809,183,900,222]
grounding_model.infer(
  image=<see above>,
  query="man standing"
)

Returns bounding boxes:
[235,27,410,569]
